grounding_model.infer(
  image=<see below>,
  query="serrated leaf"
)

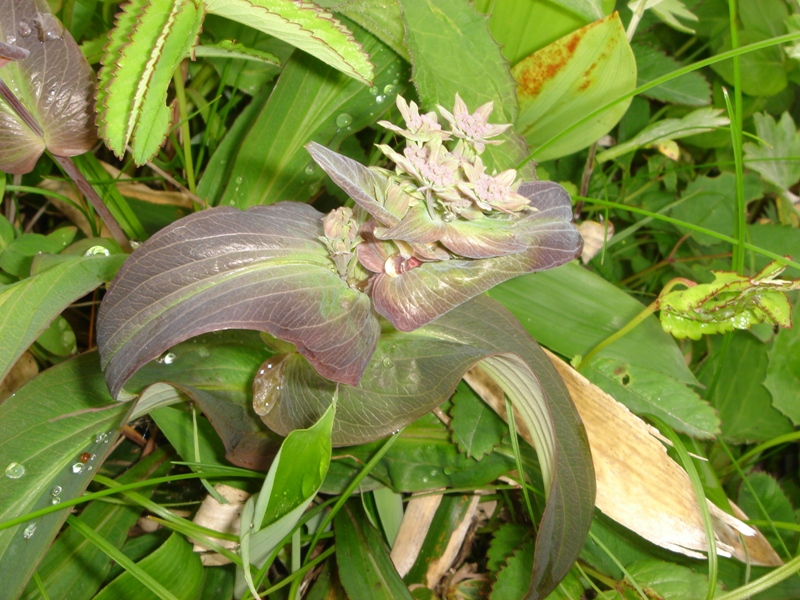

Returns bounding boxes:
[743,112,800,191]
[633,43,710,106]
[329,0,408,61]
[659,261,800,340]
[449,381,507,460]
[625,558,722,599]
[584,358,720,438]
[597,108,728,163]
[202,0,373,85]
[97,203,380,398]
[0,0,96,173]
[513,13,636,162]
[490,541,533,600]
[764,298,800,424]
[738,472,797,553]
[399,0,532,175]
[98,0,203,163]
[487,523,528,573]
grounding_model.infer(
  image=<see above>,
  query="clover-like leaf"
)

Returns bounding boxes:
[97,202,380,399]
[0,0,97,174]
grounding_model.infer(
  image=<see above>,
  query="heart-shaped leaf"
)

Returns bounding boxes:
[97,202,380,399]
[0,0,97,173]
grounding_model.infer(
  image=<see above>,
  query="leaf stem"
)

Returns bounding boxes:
[173,65,197,195]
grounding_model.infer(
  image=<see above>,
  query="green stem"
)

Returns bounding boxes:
[726,0,745,274]
[714,552,800,600]
[173,66,196,195]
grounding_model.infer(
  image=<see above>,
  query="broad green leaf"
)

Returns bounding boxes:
[449,381,507,460]
[701,333,793,443]
[743,112,800,191]
[764,299,800,425]
[749,224,800,278]
[335,501,413,599]
[583,358,720,438]
[625,558,722,599]
[97,0,203,163]
[473,0,591,66]
[487,523,529,572]
[596,108,728,163]
[373,486,403,546]
[20,450,171,600]
[96,203,380,398]
[399,0,533,175]
[0,353,131,599]
[739,0,788,38]
[490,541,534,600]
[659,261,800,340]
[203,0,374,85]
[632,43,710,106]
[489,262,698,386]
[237,404,334,597]
[327,0,408,61]
[0,230,75,278]
[711,29,787,97]
[513,13,636,161]
[738,472,797,554]
[671,172,763,247]
[215,21,407,208]
[0,0,96,174]
[92,533,203,600]
[260,295,595,599]
[0,252,125,383]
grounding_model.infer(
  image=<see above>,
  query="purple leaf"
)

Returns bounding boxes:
[97,203,380,398]
[0,0,96,173]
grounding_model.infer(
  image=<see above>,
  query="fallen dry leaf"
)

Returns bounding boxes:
[464,350,782,567]
[390,491,443,577]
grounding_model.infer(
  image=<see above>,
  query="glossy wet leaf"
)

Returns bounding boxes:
[97,0,203,163]
[399,0,533,175]
[0,0,96,174]
[0,252,124,392]
[20,450,171,600]
[261,295,595,599]
[0,352,131,599]
[215,21,407,208]
[513,13,636,161]
[97,202,380,399]
[92,533,202,600]
[335,501,413,600]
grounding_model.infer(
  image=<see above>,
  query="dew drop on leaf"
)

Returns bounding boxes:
[51,497,61,505]
[84,245,110,257]
[51,486,62,496]
[253,354,290,417]
[4,462,25,479]
[383,84,395,95]
[71,463,84,474]
[382,357,393,368]
[369,86,379,95]
[304,164,316,176]
[95,432,109,443]
[18,21,31,37]
[22,522,37,539]
[335,113,353,128]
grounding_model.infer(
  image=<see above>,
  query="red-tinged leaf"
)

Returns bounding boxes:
[0,0,96,173]
[97,202,380,399]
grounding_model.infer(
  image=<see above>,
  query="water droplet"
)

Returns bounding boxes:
[51,486,62,496]
[382,357,393,368]
[61,332,74,347]
[252,354,290,417]
[130,240,142,250]
[162,352,176,365]
[18,21,31,37]
[51,497,61,505]
[375,95,385,103]
[95,432,109,444]
[84,245,110,257]
[197,348,210,358]
[72,463,84,474]
[4,462,25,479]
[6,35,17,44]
[369,86,379,95]
[421,477,429,483]
[304,164,316,176]
[383,84,395,95]
[235,176,243,184]
[392,79,399,85]
[22,522,37,540]
[335,113,353,128]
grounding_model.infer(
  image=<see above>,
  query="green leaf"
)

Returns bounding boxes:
[702,333,793,443]
[584,358,720,438]
[449,381,507,460]
[0,1,97,173]
[738,472,797,554]
[629,0,698,34]
[489,262,698,386]
[327,0,408,61]
[659,261,800,340]
[202,0,374,85]
[0,253,125,384]
[92,533,203,600]
[596,107,728,163]
[547,0,604,22]
[35,314,77,357]
[743,112,800,191]
[671,172,763,247]
[487,523,529,572]
[490,541,533,600]
[96,203,380,398]
[335,501,413,600]
[399,0,532,175]
[193,39,280,63]
[20,450,172,600]
[0,353,131,599]
[633,43,710,106]
[764,298,800,424]
[513,13,636,161]
[625,558,722,599]
[98,0,203,163]
[214,21,407,208]
[711,28,787,97]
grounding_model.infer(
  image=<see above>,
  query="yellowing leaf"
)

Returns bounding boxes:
[512,13,636,161]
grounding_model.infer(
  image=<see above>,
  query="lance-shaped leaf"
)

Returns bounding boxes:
[97,202,380,399]
[203,0,373,85]
[97,0,203,164]
[256,294,595,598]
[0,0,97,174]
